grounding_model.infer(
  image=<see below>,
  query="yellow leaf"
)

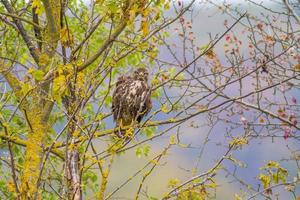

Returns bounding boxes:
[266,160,279,168]
[148,49,158,59]
[7,181,15,193]
[141,20,149,36]
[229,137,248,148]
[68,143,76,150]
[32,0,43,15]
[169,135,176,145]
[60,27,74,47]
[151,77,160,86]
[72,130,80,138]
[161,104,169,113]
[102,169,109,178]
[294,63,300,72]
[52,73,68,102]
[28,68,35,74]
[167,178,179,188]
[164,3,170,10]
[128,8,136,22]
[169,118,176,122]
[125,127,134,138]
[258,174,271,189]
[20,82,33,96]
[142,8,150,17]
[39,53,49,66]
[234,194,242,200]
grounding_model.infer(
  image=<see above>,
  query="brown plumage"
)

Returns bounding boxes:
[112,68,152,137]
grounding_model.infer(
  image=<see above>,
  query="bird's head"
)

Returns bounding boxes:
[133,68,149,82]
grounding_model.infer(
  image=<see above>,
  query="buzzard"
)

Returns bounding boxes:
[112,68,152,137]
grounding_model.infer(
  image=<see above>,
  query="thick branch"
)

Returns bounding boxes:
[1,0,40,64]
[0,69,27,107]
[0,132,64,159]
[32,8,42,50]
[41,0,61,57]
[0,11,43,29]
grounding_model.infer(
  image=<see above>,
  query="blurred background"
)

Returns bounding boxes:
[97,0,300,199]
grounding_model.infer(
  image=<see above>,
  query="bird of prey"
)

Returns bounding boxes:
[112,68,152,137]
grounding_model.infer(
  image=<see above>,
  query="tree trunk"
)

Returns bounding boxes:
[20,109,48,199]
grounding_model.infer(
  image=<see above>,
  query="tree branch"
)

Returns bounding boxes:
[41,0,61,57]
[1,0,40,64]
[77,21,127,71]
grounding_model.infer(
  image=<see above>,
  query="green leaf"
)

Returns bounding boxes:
[199,43,210,54]
[105,96,112,107]
[135,147,143,158]
[167,178,180,188]
[86,103,94,114]
[135,145,150,158]
[143,145,150,156]
[20,83,33,95]
[151,88,162,99]
[143,127,156,138]
[32,70,45,81]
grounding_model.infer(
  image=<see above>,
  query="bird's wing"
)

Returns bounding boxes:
[112,75,127,120]
[135,83,152,122]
